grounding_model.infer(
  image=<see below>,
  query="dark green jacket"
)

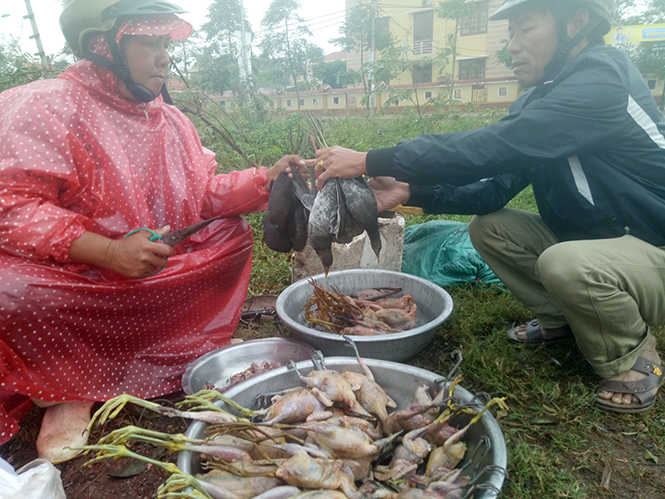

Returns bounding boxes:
[367,45,665,246]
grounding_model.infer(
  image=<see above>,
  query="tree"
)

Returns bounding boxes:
[201,0,249,61]
[331,2,392,97]
[313,59,346,88]
[260,0,319,109]
[253,52,292,92]
[436,0,477,110]
[170,34,201,81]
[193,0,252,96]
[191,47,238,95]
[0,38,69,92]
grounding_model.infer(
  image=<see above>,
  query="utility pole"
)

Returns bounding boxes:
[239,0,251,90]
[368,0,378,114]
[23,0,49,76]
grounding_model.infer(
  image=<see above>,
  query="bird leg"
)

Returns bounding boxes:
[310,350,326,371]
[78,443,182,474]
[342,335,374,380]
[178,390,265,418]
[254,391,285,409]
[87,394,243,434]
[98,425,202,447]
[157,473,214,499]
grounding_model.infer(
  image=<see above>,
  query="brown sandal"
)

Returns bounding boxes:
[594,356,664,414]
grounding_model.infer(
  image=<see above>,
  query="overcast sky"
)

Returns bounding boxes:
[0,0,346,58]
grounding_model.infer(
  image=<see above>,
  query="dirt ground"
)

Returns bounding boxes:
[0,391,188,499]
[1,323,664,499]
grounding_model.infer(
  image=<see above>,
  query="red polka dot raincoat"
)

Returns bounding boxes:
[0,19,270,443]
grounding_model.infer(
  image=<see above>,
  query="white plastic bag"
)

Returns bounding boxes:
[0,457,66,499]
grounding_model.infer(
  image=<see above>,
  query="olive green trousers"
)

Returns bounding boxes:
[468,208,665,378]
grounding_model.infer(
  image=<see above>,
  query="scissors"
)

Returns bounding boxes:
[123,216,221,274]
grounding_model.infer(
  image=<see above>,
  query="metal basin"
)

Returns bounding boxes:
[276,269,454,361]
[181,338,316,395]
[178,357,506,498]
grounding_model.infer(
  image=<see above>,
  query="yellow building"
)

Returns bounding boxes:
[257,2,662,113]
[345,0,520,112]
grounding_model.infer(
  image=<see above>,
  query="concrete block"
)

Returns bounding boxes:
[292,214,405,282]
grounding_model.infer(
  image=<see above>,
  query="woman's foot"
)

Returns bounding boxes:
[596,335,662,412]
[36,400,95,464]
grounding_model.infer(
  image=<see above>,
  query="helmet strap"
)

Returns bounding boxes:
[84,27,159,103]
[542,16,601,83]
[161,84,174,105]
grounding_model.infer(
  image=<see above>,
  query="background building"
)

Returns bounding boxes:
[216,1,664,113]
[345,0,520,112]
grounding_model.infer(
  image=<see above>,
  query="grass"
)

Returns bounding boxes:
[218,111,665,498]
[242,189,665,499]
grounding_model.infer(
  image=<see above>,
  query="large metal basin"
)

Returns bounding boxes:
[276,269,454,361]
[178,357,506,498]
[181,338,316,395]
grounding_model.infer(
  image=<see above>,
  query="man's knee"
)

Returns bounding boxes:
[536,242,590,292]
[468,213,495,247]
[468,211,507,253]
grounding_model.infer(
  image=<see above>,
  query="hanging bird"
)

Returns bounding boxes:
[338,177,382,261]
[264,171,310,253]
[268,172,295,233]
[291,204,308,252]
[308,177,381,276]
[307,178,340,275]
[263,162,381,276]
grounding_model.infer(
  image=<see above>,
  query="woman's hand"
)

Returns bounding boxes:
[308,146,368,191]
[265,155,306,191]
[70,227,174,279]
[368,177,411,213]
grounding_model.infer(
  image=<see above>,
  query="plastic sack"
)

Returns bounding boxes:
[0,457,66,499]
[401,220,501,287]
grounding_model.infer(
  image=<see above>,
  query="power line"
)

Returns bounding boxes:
[302,14,347,31]
[308,18,346,35]
[261,10,346,32]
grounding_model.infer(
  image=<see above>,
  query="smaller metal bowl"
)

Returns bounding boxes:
[181,338,316,395]
[276,269,454,361]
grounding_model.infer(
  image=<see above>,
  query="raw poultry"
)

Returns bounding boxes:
[80,351,507,499]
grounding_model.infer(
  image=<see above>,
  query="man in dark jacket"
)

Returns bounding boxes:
[312,0,665,414]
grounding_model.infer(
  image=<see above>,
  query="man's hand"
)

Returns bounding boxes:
[307,146,368,191]
[368,177,411,213]
[265,155,305,190]
[70,227,174,279]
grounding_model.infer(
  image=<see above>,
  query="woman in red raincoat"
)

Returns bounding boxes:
[0,0,299,462]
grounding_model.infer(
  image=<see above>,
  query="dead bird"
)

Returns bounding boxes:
[308,177,381,275]
[264,171,309,253]
[264,167,381,276]
[338,177,381,260]
[307,179,338,274]
[268,172,295,233]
